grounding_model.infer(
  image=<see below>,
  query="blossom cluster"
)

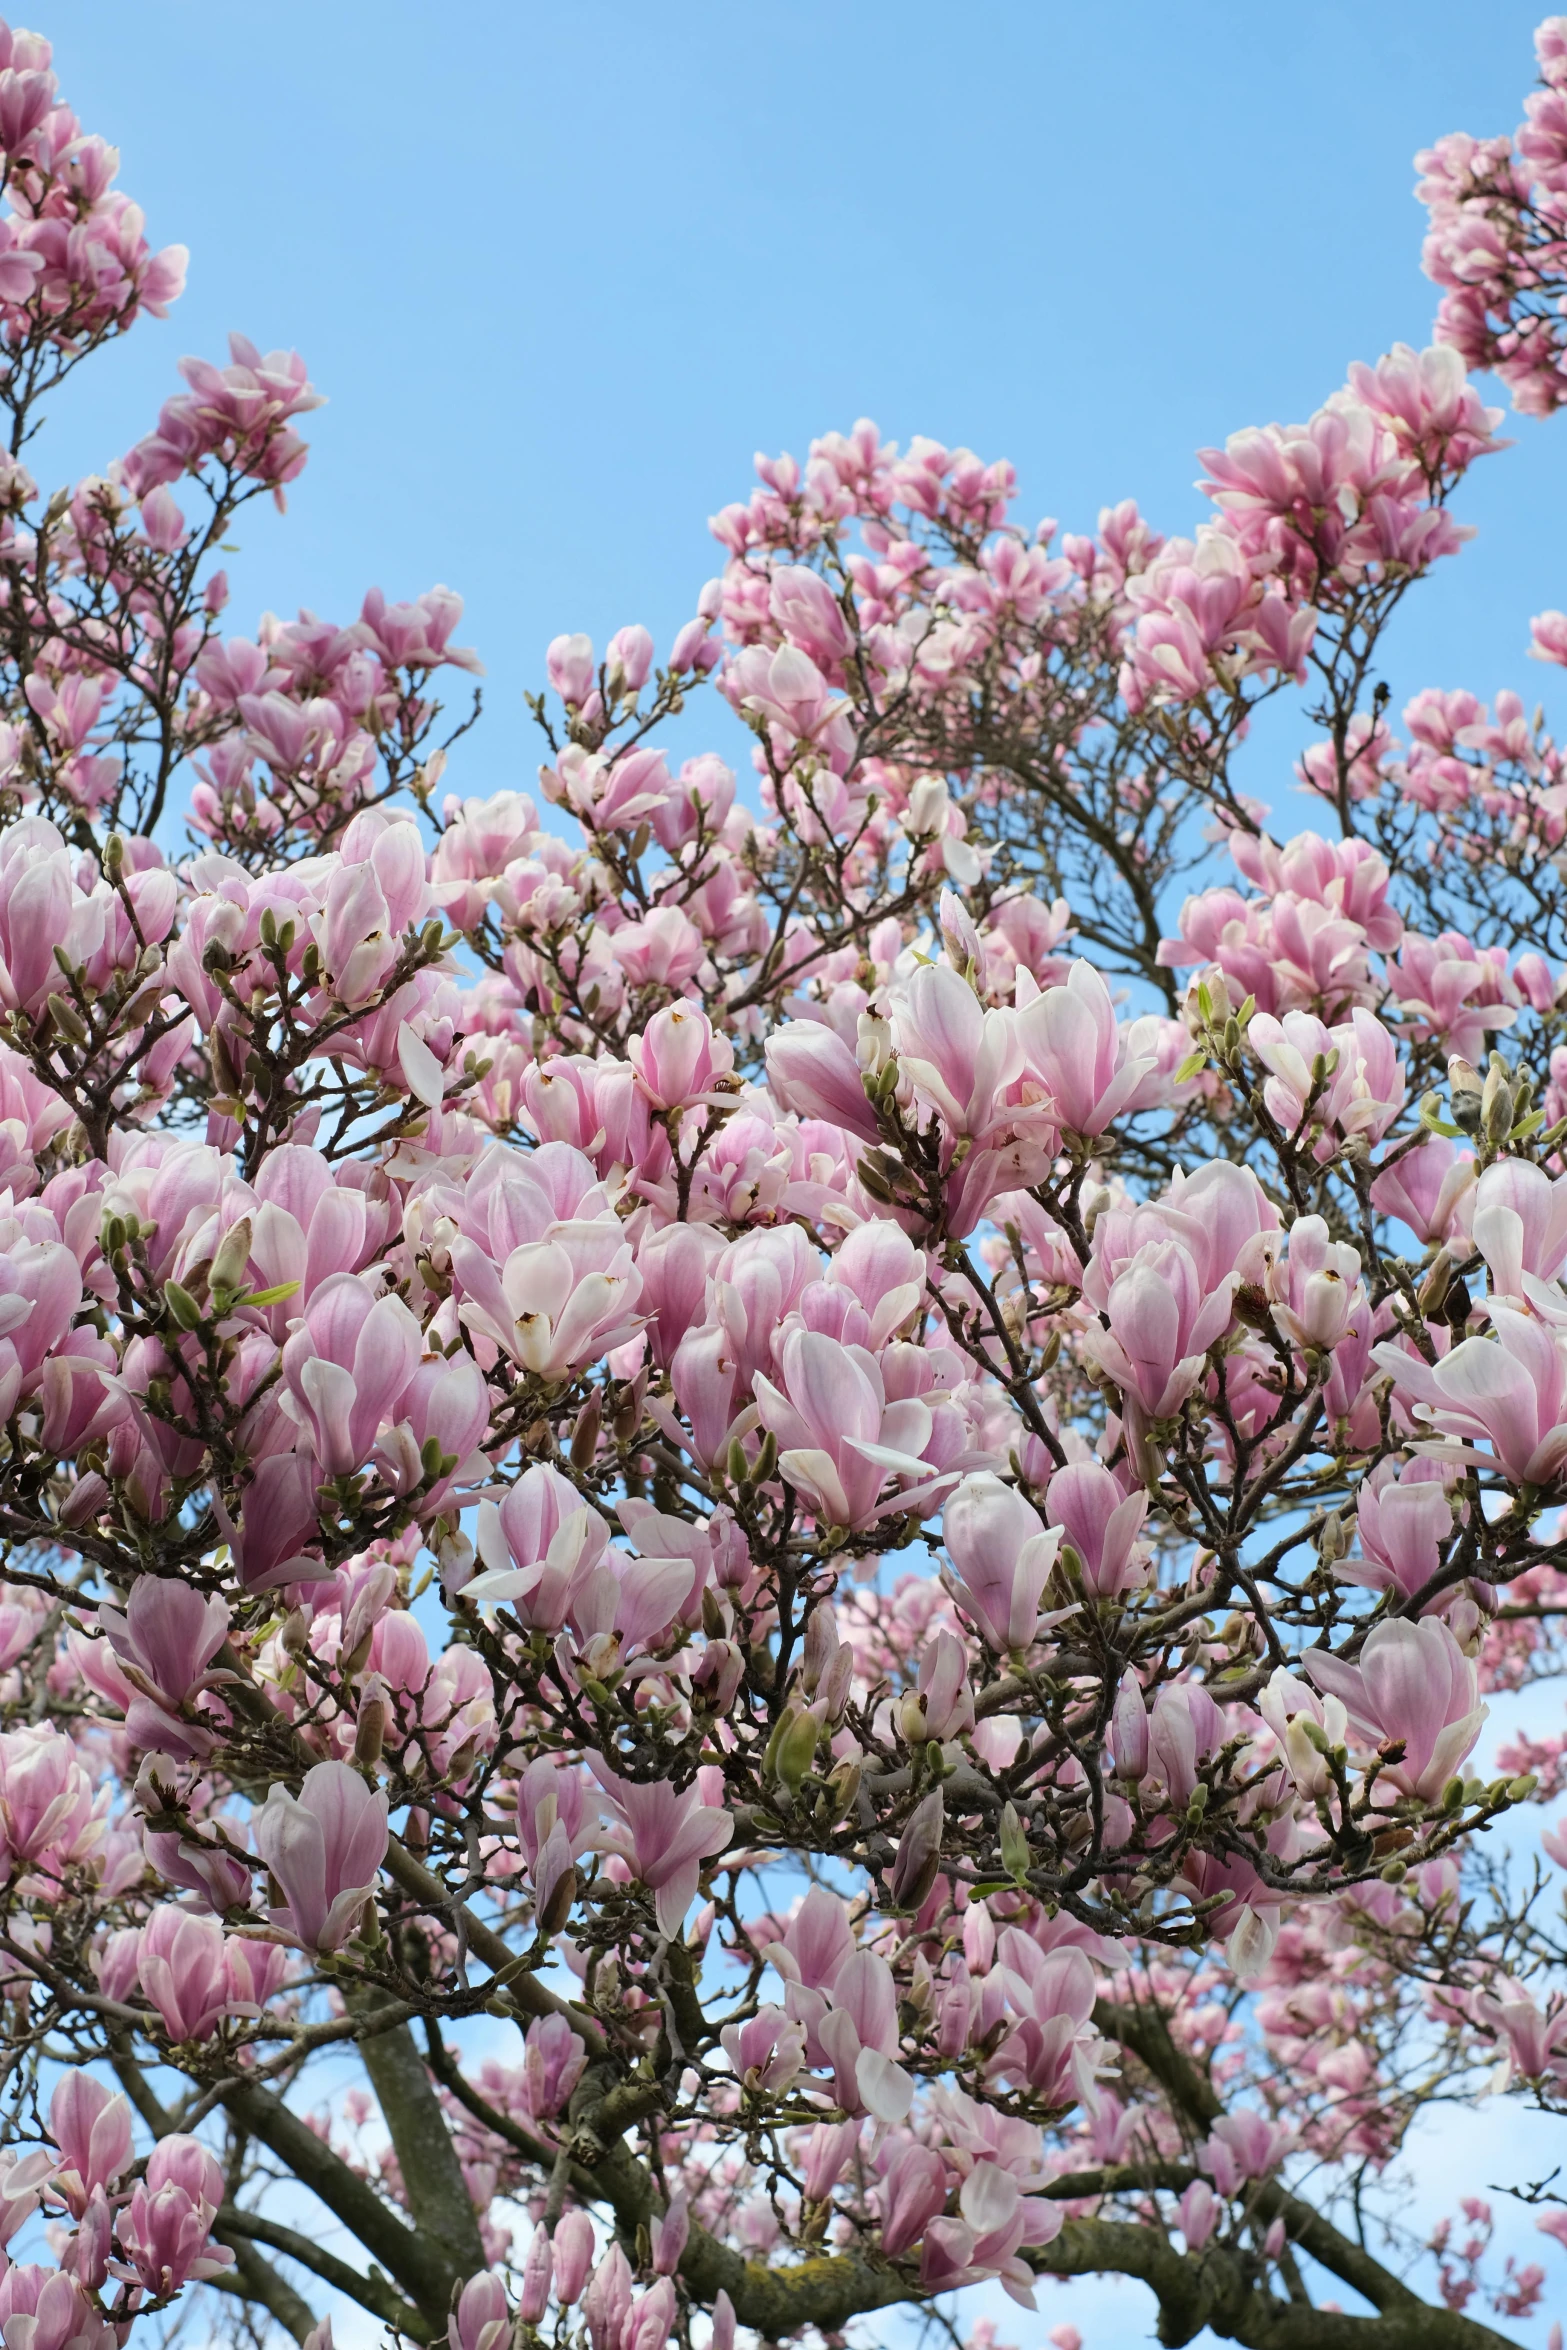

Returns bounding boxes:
[0,16,1563,2350]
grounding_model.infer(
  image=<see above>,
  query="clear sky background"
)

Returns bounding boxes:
[40,0,1567,820]
[35,3,1567,2343]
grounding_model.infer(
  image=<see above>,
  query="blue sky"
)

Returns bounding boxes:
[37,3,1567,2342]
[42,0,1567,827]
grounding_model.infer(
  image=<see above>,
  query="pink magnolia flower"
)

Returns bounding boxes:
[541,743,674,832]
[245,1145,389,1323]
[252,1759,389,1953]
[1371,1306,1567,1487]
[1146,1682,1225,1809]
[1258,1668,1350,1801]
[1230,828,1404,946]
[518,2012,587,2121]
[452,1217,643,1381]
[1044,1460,1150,1597]
[816,1947,914,2123]
[1248,1007,1405,1158]
[0,819,78,1018]
[919,2154,1063,2302]
[720,2005,807,2096]
[1178,2178,1220,2249]
[891,962,1023,1140]
[623,2279,678,2350]
[0,2149,46,2257]
[650,752,735,852]
[754,1329,948,1530]
[1386,930,1520,1065]
[1268,1216,1367,1356]
[1471,1156,1567,1302]
[546,632,596,705]
[49,2075,132,2219]
[941,1473,1064,1654]
[356,584,478,673]
[799,2119,860,2202]
[137,1905,231,2042]
[96,1579,230,1715]
[0,1232,84,1391]
[1342,1457,1454,1603]
[118,2133,233,2296]
[1198,2110,1296,2195]
[1469,1978,1567,2085]
[379,1353,490,1512]
[1080,1239,1235,1419]
[611,904,706,991]
[766,1884,856,1994]
[1179,1849,1280,1978]
[1015,958,1162,1135]
[448,2275,511,2350]
[519,2227,552,2324]
[589,1761,733,1940]
[0,1726,102,1881]
[878,2142,948,2256]
[1304,1617,1486,1800]
[764,1019,881,1142]
[141,1821,253,1917]
[0,2267,113,2350]
[669,1319,745,1472]
[1369,1134,1474,1244]
[279,1274,422,1476]
[553,2210,596,2305]
[913,1627,977,1741]
[627,1003,735,1112]
[993,1927,1102,2107]
[465,1463,610,1629]
[582,2246,633,2350]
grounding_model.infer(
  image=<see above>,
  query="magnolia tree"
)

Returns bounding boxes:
[7,17,1567,2350]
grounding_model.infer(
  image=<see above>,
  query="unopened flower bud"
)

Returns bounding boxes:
[1481,1054,1516,1143]
[208,1215,253,1302]
[824,1758,862,1822]
[519,2223,552,2323]
[1447,1055,1484,1134]
[353,1678,388,1767]
[1417,1251,1453,1317]
[999,1800,1032,1884]
[47,992,88,1046]
[536,1856,579,1937]
[570,1388,602,1469]
[818,1643,854,1725]
[889,1788,944,1910]
[899,1689,929,1745]
[59,1473,108,1528]
[766,1703,821,1798]
[801,1603,839,1695]
[163,1280,203,1332]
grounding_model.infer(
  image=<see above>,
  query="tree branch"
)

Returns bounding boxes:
[1092,1999,1431,2322]
[345,1987,485,2282]
[1035,2219,1523,2350]
[224,2079,461,2324]
[206,2238,320,2346]
[216,2204,431,2341]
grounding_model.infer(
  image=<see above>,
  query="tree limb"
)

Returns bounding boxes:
[224,2079,461,2324]
[216,2203,431,2341]
[206,2238,320,2346]
[346,1987,484,2282]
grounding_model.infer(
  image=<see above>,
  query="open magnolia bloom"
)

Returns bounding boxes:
[1,14,1567,2350]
